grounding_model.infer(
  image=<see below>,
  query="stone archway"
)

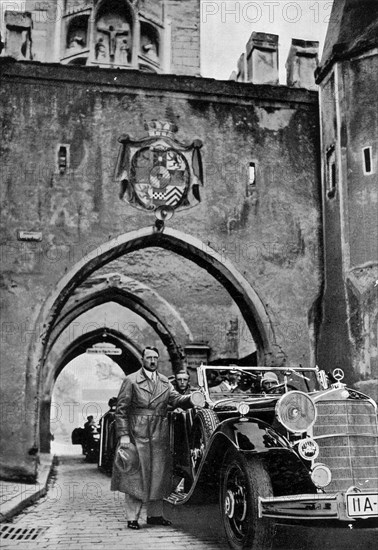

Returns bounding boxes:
[40,328,142,452]
[45,273,192,372]
[26,227,276,457]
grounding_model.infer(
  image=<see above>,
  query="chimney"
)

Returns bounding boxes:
[286,39,319,90]
[236,53,246,82]
[245,32,279,85]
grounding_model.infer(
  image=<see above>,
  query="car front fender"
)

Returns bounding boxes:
[213,416,289,452]
[202,418,315,495]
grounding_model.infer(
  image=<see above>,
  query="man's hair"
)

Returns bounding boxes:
[142,346,160,358]
[175,369,189,379]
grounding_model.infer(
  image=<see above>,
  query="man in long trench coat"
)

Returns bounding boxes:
[111,346,195,530]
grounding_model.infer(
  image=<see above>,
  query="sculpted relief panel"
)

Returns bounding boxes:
[4,11,32,60]
[95,11,132,65]
[67,15,88,52]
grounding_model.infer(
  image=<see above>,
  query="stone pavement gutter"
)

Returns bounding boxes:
[0,454,56,522]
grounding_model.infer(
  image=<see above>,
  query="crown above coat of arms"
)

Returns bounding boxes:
[115,120,204,217]
[144,120,178,139]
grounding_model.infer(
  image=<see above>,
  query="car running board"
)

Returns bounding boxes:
[166,490,189,505]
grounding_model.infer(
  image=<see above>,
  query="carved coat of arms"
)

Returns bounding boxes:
[115,121,203,212]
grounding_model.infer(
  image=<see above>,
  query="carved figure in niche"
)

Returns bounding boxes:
[68,29,86,49]
[95,37,107,59]
[116,37,131,64]
[4,11,32,60]
[96,14,131,63]
[140,27,159,63]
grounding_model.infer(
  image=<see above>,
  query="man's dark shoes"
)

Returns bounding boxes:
[146,516,172,526]
[127,520,140,530]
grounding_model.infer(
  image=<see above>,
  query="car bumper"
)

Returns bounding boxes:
[259,491,378,522]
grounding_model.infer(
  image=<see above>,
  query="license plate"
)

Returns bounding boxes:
[346,493,378,517]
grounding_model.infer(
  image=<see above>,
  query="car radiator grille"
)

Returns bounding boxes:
[313,400,378,492]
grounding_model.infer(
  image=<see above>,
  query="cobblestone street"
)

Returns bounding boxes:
[1,454,227,550]
[1,454,376,550]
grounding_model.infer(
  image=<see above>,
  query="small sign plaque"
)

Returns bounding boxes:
[17,231,43,242]
[86,344,122,356]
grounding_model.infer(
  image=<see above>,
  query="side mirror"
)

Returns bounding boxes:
[316,366,328,390]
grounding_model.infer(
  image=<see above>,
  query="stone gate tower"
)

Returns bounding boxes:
[315,0,378,394]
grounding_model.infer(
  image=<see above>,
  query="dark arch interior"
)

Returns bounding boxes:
[45,287,184,370]
[53,327,142,380]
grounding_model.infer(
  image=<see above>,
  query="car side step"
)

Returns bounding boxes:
[166,490,189,505]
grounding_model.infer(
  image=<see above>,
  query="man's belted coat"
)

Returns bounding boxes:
[110,368,192,501]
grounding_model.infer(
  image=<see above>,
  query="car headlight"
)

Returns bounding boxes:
[275,391,317,433]
[190,391,206,408]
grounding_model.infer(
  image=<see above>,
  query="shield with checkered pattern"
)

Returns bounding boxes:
[131,146,190,210]
[115,121,204,213]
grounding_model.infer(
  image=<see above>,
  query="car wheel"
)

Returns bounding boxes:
[190,409,219,476]
[221,450,274,550]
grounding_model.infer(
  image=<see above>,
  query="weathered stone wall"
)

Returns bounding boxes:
[317,53,378,398]
[316,70,352,378]
[167,0,200,75]
[344,54,378,268]
[0,60,321,479]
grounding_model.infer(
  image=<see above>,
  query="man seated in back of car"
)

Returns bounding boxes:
[232,372,253,393]
[210,370,234,393]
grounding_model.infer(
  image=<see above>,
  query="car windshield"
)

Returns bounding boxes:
[203,366,320,400]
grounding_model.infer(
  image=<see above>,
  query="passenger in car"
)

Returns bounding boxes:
[209,369,240,393]
[209,371,231,393]
[232,372,253,393]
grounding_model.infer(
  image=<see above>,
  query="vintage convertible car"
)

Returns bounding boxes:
[167,365,378,550]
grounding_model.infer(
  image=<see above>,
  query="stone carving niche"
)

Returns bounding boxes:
[94,1,133,66]
[140,22,159,65]
[4,11,32,60]
[66,15,88,52]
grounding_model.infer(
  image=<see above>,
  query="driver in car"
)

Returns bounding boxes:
[261,371,279,393]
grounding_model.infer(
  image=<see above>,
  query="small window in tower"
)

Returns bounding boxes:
[249,162,256,185]
[362,146,373,175]
[246,162,256,197]
[57,145,70,175]
[326,146,336,199]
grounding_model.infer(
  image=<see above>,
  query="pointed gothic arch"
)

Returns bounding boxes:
[26,227,276,457]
